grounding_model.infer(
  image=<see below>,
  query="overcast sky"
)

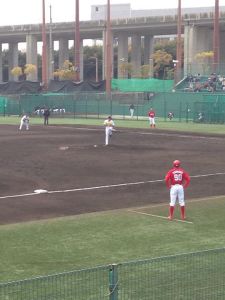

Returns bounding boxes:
[1,0,225,26]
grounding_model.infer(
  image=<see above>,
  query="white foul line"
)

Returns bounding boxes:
[0,192,37,199]
[51,125,225,142]
[128,210,194,224]
[0,172,224,200]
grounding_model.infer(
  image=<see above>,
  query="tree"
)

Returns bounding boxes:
[11,64,37,81]
[140,64,151,79]
[154,39,178,61]
[152,50,173,79]
[118,62,133,78]
[82,45,102,80]
[68,45,103,81]
[11,66,23,78]
[53,60,75,80]
[24,64,37,76]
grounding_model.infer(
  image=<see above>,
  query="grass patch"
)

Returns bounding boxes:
[1,116,225,135]
[1,196,225,282]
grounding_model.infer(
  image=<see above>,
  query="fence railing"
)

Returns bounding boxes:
[1,248,225,300]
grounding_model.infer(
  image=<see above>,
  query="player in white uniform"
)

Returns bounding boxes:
[103,116,115,146]
[19,114,30,130]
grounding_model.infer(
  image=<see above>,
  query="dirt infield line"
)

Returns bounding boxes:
[0,172,224,200]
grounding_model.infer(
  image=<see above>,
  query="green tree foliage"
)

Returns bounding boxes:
[153,39,183,79]
[68,45,103,81]
[154,39,177,60]
[152,50,173,79]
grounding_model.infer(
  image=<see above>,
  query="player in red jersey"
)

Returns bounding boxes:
[165,160,190,220]
[148,108,156,128]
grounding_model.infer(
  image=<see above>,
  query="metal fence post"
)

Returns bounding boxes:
[186,103,189,123]
[85,94,88,119]
[179,101,182,122]
[3,98,6,117]
[97,98,100,119]
[109,264,118,300]
[164,97,167,121]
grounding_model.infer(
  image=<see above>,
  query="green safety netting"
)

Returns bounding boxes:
[0,97,7,113]
[111,78,174,92]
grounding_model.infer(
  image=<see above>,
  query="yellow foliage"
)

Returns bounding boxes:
[195,51,214,61]
[24,64,37,75]
[62,60,74,70]
[11,67,22,76]
[53,60,75,79]
[53,68,75,80]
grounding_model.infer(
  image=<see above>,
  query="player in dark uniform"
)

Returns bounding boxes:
[43,107,50,125]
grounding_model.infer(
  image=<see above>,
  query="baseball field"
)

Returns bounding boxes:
[1,117,225,282]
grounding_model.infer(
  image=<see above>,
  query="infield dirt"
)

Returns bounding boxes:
[0,124,225,224]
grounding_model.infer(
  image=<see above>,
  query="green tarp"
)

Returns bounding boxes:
[111,78,174,92]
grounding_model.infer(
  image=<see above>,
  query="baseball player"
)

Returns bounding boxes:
[165,160,190,220]
[103,116,115,146]
[148,108,156,128]
[43,107,50,125]
[19,114,30,130]
[129,104,135,118]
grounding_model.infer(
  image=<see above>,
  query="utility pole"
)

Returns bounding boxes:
[175,0,182,83]
[49,4,54,80]
[105,0,112,100]
[213,0,220,73]
[74,0,80,81]
[42,0,47,90]
[93,56,99,82]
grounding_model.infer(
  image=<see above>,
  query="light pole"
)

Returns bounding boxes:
[173,60,179,88]
[90,56,99,82]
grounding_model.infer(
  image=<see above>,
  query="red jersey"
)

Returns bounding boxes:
[165,167,190,188]
[148,110,155,118]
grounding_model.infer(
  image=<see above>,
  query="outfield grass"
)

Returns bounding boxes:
[1,115,225,135]
[1,196,225,282]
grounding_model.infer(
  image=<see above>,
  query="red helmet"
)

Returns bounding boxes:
[173,160,181,167]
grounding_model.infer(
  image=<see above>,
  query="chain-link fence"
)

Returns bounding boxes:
[1,91,225,123]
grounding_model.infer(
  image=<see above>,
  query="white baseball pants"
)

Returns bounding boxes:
[105,127,113,145]
[170,184,185,206]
